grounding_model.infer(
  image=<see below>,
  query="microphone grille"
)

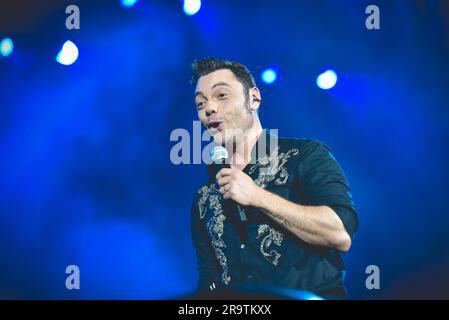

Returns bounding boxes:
[211,146,228,163]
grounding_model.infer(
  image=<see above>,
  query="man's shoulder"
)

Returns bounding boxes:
[272,136,338,165]
[277,136,329,154]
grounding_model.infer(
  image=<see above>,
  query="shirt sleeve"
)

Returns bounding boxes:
[190,195,219,290]
[296,140,359,240]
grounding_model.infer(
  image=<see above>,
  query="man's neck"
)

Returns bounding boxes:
[228,122,263,171]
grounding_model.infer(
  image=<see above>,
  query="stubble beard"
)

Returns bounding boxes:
[214,103,254,162]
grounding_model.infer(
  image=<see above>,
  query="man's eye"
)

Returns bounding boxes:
[197,102,205,109]
[217,93,227,99]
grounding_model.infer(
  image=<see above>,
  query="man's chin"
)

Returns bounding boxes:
[211,128,248,147]
[211,132,226,146]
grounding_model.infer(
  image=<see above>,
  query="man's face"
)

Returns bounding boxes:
[195,69,253,146]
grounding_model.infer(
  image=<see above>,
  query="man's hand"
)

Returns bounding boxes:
[216,167,352,251]
[216,168,261,206]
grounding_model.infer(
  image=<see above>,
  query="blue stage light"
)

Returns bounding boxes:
[183,0,201,16]
[56,41,79,66]
[316,69,337,90]
[303,293,324,300]
[0,37,14,57]
[121,0,138,8]
[261,68,277,84]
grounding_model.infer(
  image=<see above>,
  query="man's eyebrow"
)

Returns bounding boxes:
[195,91,206,99]
[195,82,231,99]
[211,82,232,90]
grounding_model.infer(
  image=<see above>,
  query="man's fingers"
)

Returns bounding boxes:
[216,168,233,179]
[219,183,232,194]
[217,176,231,186]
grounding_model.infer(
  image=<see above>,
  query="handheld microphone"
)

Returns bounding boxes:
[211,146,247,222]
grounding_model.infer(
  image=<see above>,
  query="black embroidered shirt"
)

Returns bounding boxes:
[191,130,359,299]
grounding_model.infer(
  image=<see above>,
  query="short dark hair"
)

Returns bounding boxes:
[191,57,256,98]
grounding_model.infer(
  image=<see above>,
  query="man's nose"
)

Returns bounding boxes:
[205,102,218,115]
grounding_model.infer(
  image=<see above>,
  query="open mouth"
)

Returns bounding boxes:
[208,121,223,131]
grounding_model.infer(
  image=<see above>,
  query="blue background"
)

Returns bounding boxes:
[0,0,448,299]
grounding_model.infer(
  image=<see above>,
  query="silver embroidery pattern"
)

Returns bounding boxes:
[257,224,284,266]
[197,185,210,219]
[248,146,299,188]
[205,189,231,285]
[248,146,298,265]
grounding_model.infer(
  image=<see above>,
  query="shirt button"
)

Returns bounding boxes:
[240,244,245,249]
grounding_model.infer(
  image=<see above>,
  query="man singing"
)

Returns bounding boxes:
[190,58,359,300]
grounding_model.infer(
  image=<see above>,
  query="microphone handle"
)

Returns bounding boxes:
[216,163,247,222]
[236,204,248,222]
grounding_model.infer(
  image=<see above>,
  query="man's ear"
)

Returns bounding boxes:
[249,87,261,111]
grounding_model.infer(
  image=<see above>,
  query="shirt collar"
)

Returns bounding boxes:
[207,129,278,179]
